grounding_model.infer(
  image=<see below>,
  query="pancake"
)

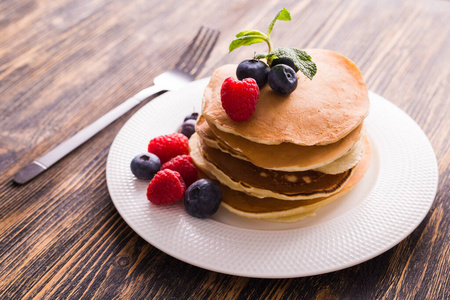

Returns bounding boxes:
[219,135,371,222]
[220,184,341,221]
[314,138,363,174]
[190,134,353,200]
[202,49,369,146]
[196,115,364,172]
[196,116,249,160]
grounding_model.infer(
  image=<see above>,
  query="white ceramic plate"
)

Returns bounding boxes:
[106,78,438,278]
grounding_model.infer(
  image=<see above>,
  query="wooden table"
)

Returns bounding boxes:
[1,0,448,298]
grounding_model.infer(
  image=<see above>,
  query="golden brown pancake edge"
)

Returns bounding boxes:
[202,49,369,146]
[218,134,372,221]
[196,115,363,172]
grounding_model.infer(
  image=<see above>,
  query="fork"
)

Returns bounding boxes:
[13,26,220,184]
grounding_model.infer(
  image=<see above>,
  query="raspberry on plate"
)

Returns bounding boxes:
[161,155,198,187]
[147,169,186,205]
[220,77,259,122]
[148,133,189,164]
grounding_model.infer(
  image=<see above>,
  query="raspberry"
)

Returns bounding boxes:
[220,77,259,122]
[148,133,189,164]
[147,169,186,205]
[161,155,198,187]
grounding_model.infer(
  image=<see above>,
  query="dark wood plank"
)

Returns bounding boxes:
[0,0,448,299]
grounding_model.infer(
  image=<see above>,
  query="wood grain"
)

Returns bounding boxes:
[0,0,449,299]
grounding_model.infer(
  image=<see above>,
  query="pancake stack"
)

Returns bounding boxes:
[190,49,371,222]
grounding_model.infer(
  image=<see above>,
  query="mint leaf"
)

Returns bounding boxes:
[270,47,317,80]
[236,30,266,38]
[267,8,291,36]
[229,31,268,52]
[228,8,318,81]
[254,52,276,60]
[229,35,267,52]
[254,53,268,60]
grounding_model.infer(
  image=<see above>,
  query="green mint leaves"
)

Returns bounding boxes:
[229,9,290,53]
[267,8,291,36]
[229,8,317,80]
[271,48,317,80]
[229,30,267,53]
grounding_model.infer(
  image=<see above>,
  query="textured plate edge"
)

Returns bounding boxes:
[105,85,439,278]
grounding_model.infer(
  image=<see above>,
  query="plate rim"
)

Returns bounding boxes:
[106,78,438,278]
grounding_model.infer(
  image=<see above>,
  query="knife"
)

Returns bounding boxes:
[13,27,220,184]
[13,85,164,184]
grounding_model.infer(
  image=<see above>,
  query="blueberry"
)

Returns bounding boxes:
[270,57,299,72]
[184,179,222,218]
[130,153,161,179]
[180,119,196,139]
[268,64,298,95]
[184,112,199,122]
[236,59,270,89]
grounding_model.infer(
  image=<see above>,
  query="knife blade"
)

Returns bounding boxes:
[13,84,164,184]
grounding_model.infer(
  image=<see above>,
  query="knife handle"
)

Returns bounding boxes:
[14,85,163,184]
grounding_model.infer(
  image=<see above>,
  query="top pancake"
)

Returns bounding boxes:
[202,49,369,146]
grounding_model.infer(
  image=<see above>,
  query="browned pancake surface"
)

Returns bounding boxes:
[196,115,363,170]
[220,135,372,214]
[199,137,352,197]
[202,49,369,146]
[219,184,327,212]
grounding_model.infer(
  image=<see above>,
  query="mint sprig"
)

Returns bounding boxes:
[271,48,317,80]
[267,8,291,36]
[229,8,317,80]
[229,8,290,53]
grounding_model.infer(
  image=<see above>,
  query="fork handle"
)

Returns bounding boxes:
[14,85,165,184]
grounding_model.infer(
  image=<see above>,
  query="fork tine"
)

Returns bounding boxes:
[175,27,220,77]
[190,29,220,77]
[182,28,212,74]
[174,26,204,70]
[191,28,220,76]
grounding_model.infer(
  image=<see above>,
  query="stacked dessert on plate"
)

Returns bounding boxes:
[190,49,371,222]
